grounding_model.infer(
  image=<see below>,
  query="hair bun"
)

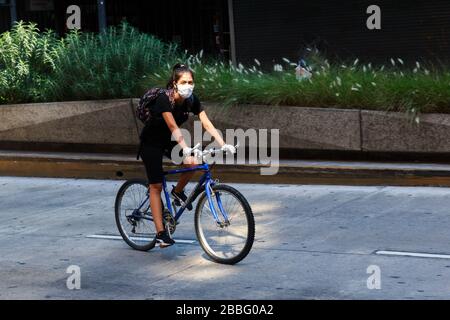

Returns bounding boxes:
[173,63,187,71]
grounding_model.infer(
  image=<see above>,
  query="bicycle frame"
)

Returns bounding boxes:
[135,162,229,225]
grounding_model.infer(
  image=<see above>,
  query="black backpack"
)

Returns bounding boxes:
[136,87,175,124]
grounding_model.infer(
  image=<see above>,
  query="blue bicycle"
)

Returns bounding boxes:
[114,144,255,264]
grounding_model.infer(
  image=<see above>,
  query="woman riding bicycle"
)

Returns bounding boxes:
[139,63,236,248]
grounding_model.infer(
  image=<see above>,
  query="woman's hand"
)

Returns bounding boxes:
[182,146,202,158]
[221,144,236,154]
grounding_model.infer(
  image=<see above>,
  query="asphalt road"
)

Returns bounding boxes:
[2,176,450,299]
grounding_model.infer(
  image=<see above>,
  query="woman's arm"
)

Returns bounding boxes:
[198,110,225,146]
[162,112,188,149]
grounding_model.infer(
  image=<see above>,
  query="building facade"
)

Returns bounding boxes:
[232,0,450,67]
[0,0,233,61]
[1,0,450,68]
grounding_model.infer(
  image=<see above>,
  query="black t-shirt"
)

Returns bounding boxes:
[139,93,203,147]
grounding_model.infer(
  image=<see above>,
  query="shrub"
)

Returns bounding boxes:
[1,22,449,115]
[0,21,59,103]
[148,53,450,115]
[43,22,184,101]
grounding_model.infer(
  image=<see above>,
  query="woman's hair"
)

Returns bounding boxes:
[166,63,195,89]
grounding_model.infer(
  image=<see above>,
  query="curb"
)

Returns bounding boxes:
[1,151,450,186]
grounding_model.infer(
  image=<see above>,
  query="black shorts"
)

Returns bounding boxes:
[140,141,179,184]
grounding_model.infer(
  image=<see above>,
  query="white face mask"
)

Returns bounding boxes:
[176,83,194,99]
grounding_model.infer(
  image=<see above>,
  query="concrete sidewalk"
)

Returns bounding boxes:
[1,150,450,186]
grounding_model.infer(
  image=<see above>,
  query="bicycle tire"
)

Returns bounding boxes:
[194,184,255,264]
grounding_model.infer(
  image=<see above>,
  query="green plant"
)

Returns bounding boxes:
[43,22,184,101]
[0,21,59,103]
[1,22,449,115]
[148,53,450,114]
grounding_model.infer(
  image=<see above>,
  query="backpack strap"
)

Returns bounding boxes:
[164,88,176,109]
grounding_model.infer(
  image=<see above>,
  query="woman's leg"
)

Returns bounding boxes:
[174,155,198,193]
[149,183,165,233]
[140,143,166,233]
[149,182,175,246]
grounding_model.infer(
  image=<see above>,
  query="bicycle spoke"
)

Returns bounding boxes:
[197,188,249,261]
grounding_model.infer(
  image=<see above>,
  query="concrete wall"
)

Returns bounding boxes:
[1,99,450,154]
[0,99,139,146]
[181,102,361,151]
[361,111,450,153]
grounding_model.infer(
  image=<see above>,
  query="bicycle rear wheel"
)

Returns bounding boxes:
[115,179,156,251]
[194,184,255,264]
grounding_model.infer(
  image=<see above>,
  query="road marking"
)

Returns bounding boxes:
[375,250,450,259]
[86,234,196,244]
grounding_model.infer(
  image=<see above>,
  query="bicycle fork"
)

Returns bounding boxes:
[205,181,230,227]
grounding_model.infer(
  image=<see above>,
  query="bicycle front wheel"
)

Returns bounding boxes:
[195,184,255,264]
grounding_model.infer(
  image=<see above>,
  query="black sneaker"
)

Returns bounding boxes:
[156,231,175,248]
[171,186,193,210]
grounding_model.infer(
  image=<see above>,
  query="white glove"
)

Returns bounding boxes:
[182,147,202,158]
[182,147,193,157]
[221,144,236,154]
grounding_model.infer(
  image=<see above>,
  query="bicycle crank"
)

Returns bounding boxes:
[163,209,177,235]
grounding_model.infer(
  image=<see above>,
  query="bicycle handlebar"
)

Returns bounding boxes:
[192,142,201,150]
[200,142,239,158]
[186,142,239,160]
